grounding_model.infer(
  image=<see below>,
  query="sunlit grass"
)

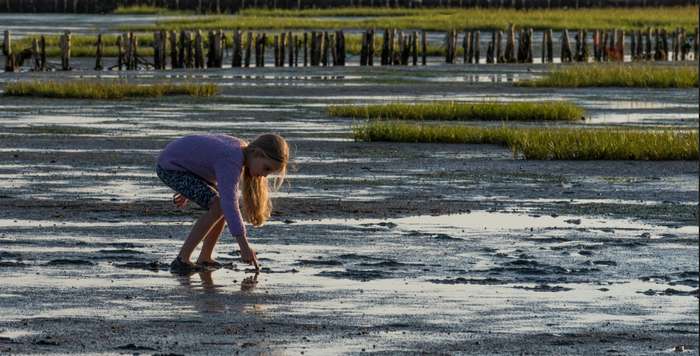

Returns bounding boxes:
[4,80,219,99]
[113,5,192,15]
[120,6,699,32]
[354,121,699,160]
[329,101,585,122]
[518,64,699,88]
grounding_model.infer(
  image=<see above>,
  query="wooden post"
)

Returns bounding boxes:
[295,36,301,67]
[488,30,496,63]
[694,27,699,60]
[368,29,375,66]
[421,30,427,66]
[505,24,515,63]
[130,32,138,70]
[592,30,599,61]
[337,30,345,66]
[616,29,624,62]
[60,31,71,71]
[194,30,204,68]
[39,35,46,71]
[580,30,588,62]
[232,30,241,67]
[635,30,642,60]
[474,31,481,64]
[154,31,162,69]
[574,30,582,61]
[381,28,389,65]
[288,32,295,67]
[660,29,668,61]
[541,30,548,63]
[525,28,531,63]
[117,34,124,70]
[463,30,471,63]
[561,29,572,63]
[546,29,553,63]
[329,33,337,65]
[95,33,103,70]
[169,30,178,69]
[496,30,503,63]
[322,31,330,66]
[280,32,286,67]
[644,28,652,60]
[244,32,252,67]
[273,34,279,66]
[31,38,40,71]
[672,29,679,61]
[206,31,214,68]
[3,31,16,72]
[185,31,194,68]
[303,32,308,67]
[446,30,453,63]
[631,29,638,61]
[390,29,398,65]
[411,31,418,66]
[178,31,186,68]
[608,29,617,61]
[260,33,267,67]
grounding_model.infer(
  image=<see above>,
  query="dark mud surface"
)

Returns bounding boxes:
[0,55,698,354]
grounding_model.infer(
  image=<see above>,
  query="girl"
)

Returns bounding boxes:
[155,133,289,272]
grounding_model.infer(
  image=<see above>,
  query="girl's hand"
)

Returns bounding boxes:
[238,240,260,271]
[173,193,189,208]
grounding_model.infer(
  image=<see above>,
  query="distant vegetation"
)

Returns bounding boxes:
[328,102,585,122]
[113,5,192,15]
[354,122,699,160]
[4,81,219,99]
[119,6,699,31]
[518,64,699,88]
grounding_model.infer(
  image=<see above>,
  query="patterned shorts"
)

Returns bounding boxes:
[156,165,219,210]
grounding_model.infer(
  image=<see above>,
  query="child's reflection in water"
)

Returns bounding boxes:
[174,271,260,314]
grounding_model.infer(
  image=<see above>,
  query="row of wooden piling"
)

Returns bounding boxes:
[3,27,698,72]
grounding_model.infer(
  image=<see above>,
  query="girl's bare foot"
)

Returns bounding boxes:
[196,259,223,270]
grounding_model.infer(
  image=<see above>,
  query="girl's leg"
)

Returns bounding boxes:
[196,217,226,264]
[177,197,223,262]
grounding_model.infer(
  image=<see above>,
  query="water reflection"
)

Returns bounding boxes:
[173,270,260,315]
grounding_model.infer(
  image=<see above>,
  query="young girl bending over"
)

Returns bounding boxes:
[156,133,289,272]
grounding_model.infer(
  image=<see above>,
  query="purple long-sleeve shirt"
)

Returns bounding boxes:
[157,134,246,239]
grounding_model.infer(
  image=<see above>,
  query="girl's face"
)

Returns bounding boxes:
[248,154,282,177]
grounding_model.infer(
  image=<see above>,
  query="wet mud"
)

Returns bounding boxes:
[0,41,698,354]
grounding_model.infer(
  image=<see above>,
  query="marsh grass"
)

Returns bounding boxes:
[518,64,699,88]
[354,121,699,160]
[4,80,219,99]
[329,102,585,122]
[122,6,699,32]
[113,5,192,15]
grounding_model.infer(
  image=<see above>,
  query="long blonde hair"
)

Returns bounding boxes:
[240,134,289,227]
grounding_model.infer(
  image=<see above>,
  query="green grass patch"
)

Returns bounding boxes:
[3,80,219,99]
[518,64,699,88]
[113,5,192,15]
[328,101,585,122]
[354,121,699,160]
[121,6,699,32]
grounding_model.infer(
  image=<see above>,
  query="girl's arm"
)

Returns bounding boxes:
[214,158,259,269]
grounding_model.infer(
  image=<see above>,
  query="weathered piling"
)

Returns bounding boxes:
[194,30,204,68]
[273,34,280,66]
[496,30,503,63]
[487,30,495,63]
[695,27,699,59]
[161,31,169,69]
[169,30,178,69]
[337,30,346,66]
[3,31,16,72]
[672,29,679,61]
[644,28,652,60]
[60,31,71,70]
[360,31,369,66]
[330,33,337,65]
[232,30,242,67]
[473,31,481,63]
[294,36,301,67]
[95,33,103,70]
[445,29,457,64]
[411,31,418,66]
[381,29,389,65]
[39,35,46,70]
[560,29,572,63]
[680,28,687,60]
[367,29,375,66]
[154,31,163,69]
[635,30,643,60]
[505,24,515,63]
[463,31,472,63]
[390,29,397,65]
[288,32,295,67]
[631,30,638,61]
[421,30,427,66]
[322,31,330,66]
[244,32,252,67]
[546,29,554,63]
[303,32,308,67]
[616,29,624,61]
[542,29,550,63]
[259,33,266,67]
[185,31,194,68]
[31,38,40,71]
[117,34,124,70]
[661,29,669,61]
[280,32,287,67]
[593,30,600,61]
